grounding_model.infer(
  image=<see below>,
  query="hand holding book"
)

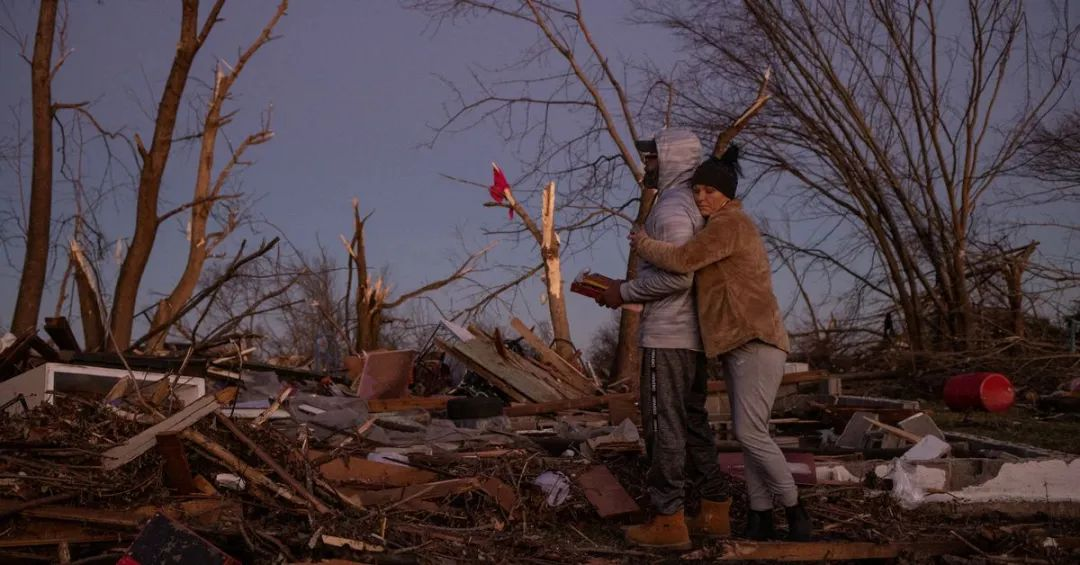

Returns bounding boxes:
[571,270,642,312]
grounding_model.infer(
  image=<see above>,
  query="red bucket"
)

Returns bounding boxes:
[944,372,1015,412]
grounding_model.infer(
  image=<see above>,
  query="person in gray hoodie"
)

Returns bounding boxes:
[597,128,729,549]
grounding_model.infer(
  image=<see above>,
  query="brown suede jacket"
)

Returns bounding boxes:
[635,200,790,358]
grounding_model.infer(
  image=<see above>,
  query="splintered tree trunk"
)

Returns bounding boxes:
[70,242,104,351]
[10,0,57,336]
[350,200,383,352]
[110,0,208,348]
[540,183,574,362]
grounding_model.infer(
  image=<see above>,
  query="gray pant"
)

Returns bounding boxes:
[722,340,799,510]
[640,348,726,515]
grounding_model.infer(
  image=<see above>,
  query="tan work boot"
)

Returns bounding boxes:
[686,498,731,537]
[625,509,693,550]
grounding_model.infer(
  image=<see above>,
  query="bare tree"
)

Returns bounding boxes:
[644,0,1079,351]
[107,0,230,348]
[143,0,286,351]
[9,0,58,336]
[343,199,492,352]
[409,0,659,380]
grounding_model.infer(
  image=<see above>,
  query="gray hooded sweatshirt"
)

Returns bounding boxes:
[620,128,704,350]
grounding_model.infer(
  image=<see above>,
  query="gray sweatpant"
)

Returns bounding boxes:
[722,340,799,510]
[640,348,727,515]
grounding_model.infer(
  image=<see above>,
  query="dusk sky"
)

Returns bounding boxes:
[1,1,687,346]
[2,1,1077,350]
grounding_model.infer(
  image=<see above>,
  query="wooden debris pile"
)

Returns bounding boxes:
[0,320,1078,563]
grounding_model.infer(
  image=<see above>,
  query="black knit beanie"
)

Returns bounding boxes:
[691,144,742,199]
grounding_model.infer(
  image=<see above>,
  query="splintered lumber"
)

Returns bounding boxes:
[346,478,481,507]
[512,355,583,399]
[156,432,198,494]
[0,493,76,521]
[101,387,238,470]
[510,318,597,394]
[309,450,437,487]
[179,428,305,506]
[436,339,526,402]
[215,412,330,513]
[715,540,965,561]
[320,535,385,553]
[0,502,154,528]
[441,338,563,402]
[864,417,922,444]
[478,477,517,514]
[708,370,830,394]
[367,396,451,413]
[0,522,129,548]
[504,392,635,417]
[576,465,640,519]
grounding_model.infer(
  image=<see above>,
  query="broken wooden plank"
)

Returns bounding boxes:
[44,317,81,352]
[510,318,596,394]
[511,354,584,399]
[864,417,922,444]
[478,477,517,514]
[215,412,330,513]
[504,392,635,417]
[345,478,481,507]
[435,339,527,403]
[708,370,830,394]
[367,396,451,413]
[250,385,293,429]
[156,431,198,494]
[101,387,238,470]
[715,540,965,561]
[0,493,77,521]
[0,503,153,528]
[453,337,565,402]
[320,534,385,553]
[576,465,640,519]
[179,428,305,506]
[309,450,437,487]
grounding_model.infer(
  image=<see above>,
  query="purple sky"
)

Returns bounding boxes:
[2,1,1077,350]
[0,1,683,346]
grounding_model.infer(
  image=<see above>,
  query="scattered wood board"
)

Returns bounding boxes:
[510,318,597,394]
[321,534,385,553]
[576,465,640,519]
[101,387,237,470]
[864,417,921,444]
[345,478,481,507]
[310,450,438,487]
[367,396,451,413]
[436,339,527,403]
[441,338,563,402]
[505,393,635,417]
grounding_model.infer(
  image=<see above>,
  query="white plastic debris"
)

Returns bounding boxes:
[900,435,951,462]
[533,471,571,507]
[887,460,926,509]
[215,473,246,491]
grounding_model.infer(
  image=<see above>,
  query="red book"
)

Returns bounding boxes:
[572,271,642,312]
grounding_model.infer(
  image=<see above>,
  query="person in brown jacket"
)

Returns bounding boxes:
[629,146,813,542]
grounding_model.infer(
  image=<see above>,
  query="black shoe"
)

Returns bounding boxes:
[784,501,813,542]
[744,509,775,540]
